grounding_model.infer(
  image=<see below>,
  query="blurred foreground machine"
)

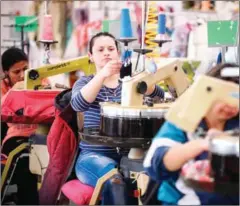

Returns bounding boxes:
[165,67,239,195]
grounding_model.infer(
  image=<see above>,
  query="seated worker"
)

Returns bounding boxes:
[1,47,49,149]
[71,32,165,204]
[1,47,49,205]
[143,63,239,205]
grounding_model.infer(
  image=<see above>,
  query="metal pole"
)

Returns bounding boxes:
[221,47,226,64]
[20,26,24,51]
[142,1,146,71]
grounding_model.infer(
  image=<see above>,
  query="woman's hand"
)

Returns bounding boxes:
[79,60,121,104]
[196,138,209,151]
[98,60,122,79]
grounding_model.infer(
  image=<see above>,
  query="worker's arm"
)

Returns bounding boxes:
[80,60,121,103]
[144,121,208,181]
[143,121,187,181]
[71,60,121,112]
[145,85,165,99]
[163,139,208,171]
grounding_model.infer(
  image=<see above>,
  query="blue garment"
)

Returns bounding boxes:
[71,74,165,187]
[144,117,239,205]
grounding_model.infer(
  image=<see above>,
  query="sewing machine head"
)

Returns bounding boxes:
[24,56,94,90]
[120,58,191,107]
[165,67,239,133]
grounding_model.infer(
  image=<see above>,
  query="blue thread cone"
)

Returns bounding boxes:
[158,14,166,34]
[121,50,132,61]
[120,9,133,38]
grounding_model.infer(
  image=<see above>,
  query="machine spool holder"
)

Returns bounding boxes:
[38,1,58,65]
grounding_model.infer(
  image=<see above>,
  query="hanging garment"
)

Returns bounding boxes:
[169,23,192,58]
[76,20,102,54]
[1,89,60,147]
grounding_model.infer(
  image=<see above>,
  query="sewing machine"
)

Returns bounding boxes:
[165,67,239,195]
[121,58,190,106]
[24,56,95,90]
[165,73,239,133]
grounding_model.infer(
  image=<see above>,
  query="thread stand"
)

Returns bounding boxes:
[117,38,137,46]
[38,40,58,65]
[152,39,172,48]
[153,14,172,48]
[133,48,153,55]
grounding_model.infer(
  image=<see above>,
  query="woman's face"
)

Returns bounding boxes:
[5,60,28,86]
[88,36,120,70]
[207,101,239,122]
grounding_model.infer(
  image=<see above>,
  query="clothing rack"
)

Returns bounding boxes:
[0,13,19,17]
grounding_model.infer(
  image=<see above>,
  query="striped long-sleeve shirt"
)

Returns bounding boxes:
[71,75,165,151]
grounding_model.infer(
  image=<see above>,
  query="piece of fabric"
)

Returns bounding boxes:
[61,179,94,205]
[76,20,102,53]
[169,23,192,58]
[1,89,59,147]
[181,160,212,182]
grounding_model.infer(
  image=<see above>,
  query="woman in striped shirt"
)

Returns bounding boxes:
[71,32,165,203]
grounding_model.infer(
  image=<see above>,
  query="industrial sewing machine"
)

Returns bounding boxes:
[165,67,239,195]
[165,71,239,133]
[24,56,95,90]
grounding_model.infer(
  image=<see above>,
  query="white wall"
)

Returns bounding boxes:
[1,1,33,54]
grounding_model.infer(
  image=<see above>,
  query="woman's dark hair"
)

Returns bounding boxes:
[89,32,119,54]
[206,63,239,84]
[1,47,28,72]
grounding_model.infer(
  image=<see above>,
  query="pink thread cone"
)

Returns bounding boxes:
[42,15,54,41]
